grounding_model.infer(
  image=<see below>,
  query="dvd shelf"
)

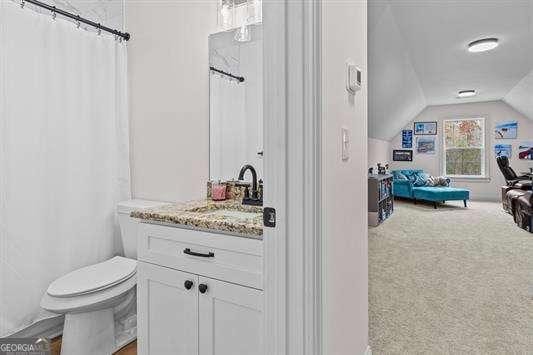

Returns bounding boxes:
[368,174,394,226]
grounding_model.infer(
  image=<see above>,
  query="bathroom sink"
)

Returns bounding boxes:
[184,202,262,223]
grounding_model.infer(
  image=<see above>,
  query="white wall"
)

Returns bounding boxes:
[126,1,217,202]
[321,1,368,354]
[368,137,390,170]
[389,101,533,201]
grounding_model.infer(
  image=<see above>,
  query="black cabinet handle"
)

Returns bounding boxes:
[184,280,194,290]
[183,248,214,258]
[199,283,208,294]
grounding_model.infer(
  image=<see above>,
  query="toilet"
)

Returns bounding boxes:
[40,199,169,355]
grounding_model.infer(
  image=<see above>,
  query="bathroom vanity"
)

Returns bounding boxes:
[133,200,264,355]
[134,22,266,355]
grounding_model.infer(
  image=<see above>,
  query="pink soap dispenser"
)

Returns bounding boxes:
[212,181,227,201]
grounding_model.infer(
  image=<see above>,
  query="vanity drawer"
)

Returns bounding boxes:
[138,223,263,289]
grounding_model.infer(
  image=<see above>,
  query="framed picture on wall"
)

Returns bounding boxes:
[393,150,413,161]
[494,144,512,158]
[416,136,436,154]
[414,121,437,135]
[402,130,413,148]
[494,121,518,139]
[518,142,533,160]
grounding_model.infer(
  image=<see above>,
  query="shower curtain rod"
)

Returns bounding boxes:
[210,66,245,82]
[23,0,131,41]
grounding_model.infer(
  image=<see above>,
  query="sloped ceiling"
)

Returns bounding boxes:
[369,0,533,140]
[505,69,533,119]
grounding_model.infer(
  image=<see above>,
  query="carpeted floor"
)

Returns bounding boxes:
[369,199,533,354]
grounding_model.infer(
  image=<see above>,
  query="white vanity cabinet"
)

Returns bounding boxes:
[137,223,264,355]
[137,262,199,355]
[198,276,263,355]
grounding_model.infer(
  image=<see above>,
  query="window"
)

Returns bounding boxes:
[443,118,486,177]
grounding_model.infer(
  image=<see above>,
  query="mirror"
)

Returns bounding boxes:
[209,24,263,182]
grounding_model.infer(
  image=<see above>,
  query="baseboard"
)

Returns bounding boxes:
[470,196,500,202]
[364,345,372,355]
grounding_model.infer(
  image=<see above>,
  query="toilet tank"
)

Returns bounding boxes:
[116,199,170,259]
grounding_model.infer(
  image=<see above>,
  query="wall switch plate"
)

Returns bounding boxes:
[346,61,361,95]
[341,127,350,161]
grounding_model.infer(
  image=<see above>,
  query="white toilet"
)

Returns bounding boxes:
[41,199,169,355]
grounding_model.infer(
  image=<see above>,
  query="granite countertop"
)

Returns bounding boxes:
[131,199,263,239]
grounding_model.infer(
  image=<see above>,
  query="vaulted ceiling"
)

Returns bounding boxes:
[369,0,533,140]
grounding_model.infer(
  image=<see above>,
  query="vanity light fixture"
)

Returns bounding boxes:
[457,90,477,98]
[468,38,499,53]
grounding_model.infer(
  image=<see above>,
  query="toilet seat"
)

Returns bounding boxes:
[47,256,137,298]
[41,270,137,314]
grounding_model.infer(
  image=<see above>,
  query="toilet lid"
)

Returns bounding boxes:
[47,256,137,298]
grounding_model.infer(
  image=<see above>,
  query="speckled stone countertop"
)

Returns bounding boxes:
[131,199,263,239]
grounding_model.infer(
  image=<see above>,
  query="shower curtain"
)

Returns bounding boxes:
[0,0,130,336]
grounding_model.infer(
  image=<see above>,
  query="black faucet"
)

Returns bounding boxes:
[238,164,262,206]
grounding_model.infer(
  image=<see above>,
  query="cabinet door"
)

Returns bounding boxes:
[137,262,199,355]
[198,277,264,355]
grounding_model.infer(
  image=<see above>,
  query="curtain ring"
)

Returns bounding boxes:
[76,15,81,29]
[97,23,101,36]
[51,6,57,20]
[20,0,25,8]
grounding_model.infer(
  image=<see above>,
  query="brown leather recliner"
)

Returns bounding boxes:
[496,156,532,190]
[506,189,528,219]
[515,192,533,232]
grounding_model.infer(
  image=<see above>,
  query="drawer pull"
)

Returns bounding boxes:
[183,248,215,258]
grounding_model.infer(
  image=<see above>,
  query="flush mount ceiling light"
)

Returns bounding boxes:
[457,90,477,98]
[468,38,499,53]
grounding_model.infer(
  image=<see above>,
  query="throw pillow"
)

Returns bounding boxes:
[392,171,408,180]
[426,176,450,187]
[417,172,430,184]
[412,174,427,186]
[406,173,417,184]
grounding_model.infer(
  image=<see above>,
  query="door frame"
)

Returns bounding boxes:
[263,1,322,354]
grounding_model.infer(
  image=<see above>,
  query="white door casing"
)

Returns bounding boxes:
[262,0,288,354]
[263,0,322,354]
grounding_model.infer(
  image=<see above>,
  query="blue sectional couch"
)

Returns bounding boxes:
[392,169,470,209]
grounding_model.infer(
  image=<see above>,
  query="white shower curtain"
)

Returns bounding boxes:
[0,0,130,336]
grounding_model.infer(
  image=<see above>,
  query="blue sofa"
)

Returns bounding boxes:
[392,169,470,209]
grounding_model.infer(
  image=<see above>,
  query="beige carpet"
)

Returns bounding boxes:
[369,200,533,354]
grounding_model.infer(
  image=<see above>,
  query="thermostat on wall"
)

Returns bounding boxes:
[346,61,361,95]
